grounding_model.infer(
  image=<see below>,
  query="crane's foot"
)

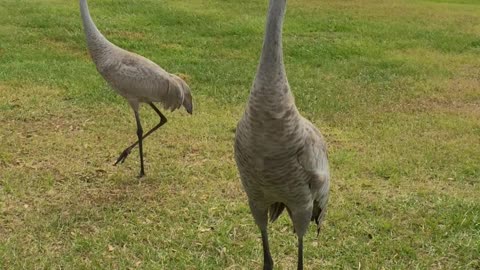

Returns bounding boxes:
[263,262,273,270]
[114,147,132,165]
[137,166,145,178]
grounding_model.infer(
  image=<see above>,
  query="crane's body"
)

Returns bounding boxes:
[80,0,192,177]
[234,0,330,269]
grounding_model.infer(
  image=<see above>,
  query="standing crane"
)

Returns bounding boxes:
[79,0,193,177]
[234,0,330,269]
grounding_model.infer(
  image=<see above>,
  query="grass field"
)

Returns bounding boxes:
[1,0,480,269]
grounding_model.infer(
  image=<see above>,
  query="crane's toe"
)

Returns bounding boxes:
[114,147,132,165]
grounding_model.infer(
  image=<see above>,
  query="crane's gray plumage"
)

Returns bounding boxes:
[234,0,330,269]
[80,0,192,177]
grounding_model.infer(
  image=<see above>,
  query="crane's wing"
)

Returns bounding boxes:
[102,52,192,113]
[297,119,330,235]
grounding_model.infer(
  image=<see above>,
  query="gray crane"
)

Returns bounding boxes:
[234,0,330,269]
[79,0,193,177]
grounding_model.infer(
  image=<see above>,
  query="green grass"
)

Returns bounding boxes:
[1,0,479,268]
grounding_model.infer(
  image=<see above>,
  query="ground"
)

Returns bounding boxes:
[0,0,479,269]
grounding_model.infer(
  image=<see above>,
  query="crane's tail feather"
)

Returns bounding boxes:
[170,74,193,114]
[268,202,285,223]
[182,86,193,114]
[311,200,327,236]
[309,170,329,236]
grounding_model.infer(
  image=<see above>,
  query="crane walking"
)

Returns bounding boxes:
[234,0,330,269]
[79,0,193,177]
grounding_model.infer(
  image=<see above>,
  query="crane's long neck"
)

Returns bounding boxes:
[256,0,287,84]
[79,0,113,63]
[244,0,299,130]
[248,0,295,117]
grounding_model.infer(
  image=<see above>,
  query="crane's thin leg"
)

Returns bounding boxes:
[297,236,304,270]
[291,209,309,270]
[134,110,145,178]
[114,103,167,166]
[261,228,274,270]
[249,202,273,270]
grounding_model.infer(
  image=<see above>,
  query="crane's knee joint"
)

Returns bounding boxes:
[160,116,167,125]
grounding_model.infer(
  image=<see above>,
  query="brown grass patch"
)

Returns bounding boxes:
[43,38,87,59]
[382,76,480,117]
[108,30,146,41]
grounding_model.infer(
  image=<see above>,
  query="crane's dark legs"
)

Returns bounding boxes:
[249,202,273,270]
[134,111,145,178]
[297,236,304,270]
[261,229,274,270]
[114,103,167,166]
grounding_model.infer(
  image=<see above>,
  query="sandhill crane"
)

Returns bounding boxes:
[234,0,330,269]
[79,0,193,177]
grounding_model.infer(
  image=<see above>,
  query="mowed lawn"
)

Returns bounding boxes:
[1,0,479,268]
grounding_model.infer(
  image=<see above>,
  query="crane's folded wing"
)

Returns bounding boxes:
[102,54,188,113]
[296,119,330,232]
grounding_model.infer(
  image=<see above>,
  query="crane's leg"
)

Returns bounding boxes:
[249,201,273,270]
[261,228,274,270]
[291,208,311,270]
[134,110,145,178]
[115,103,167,166]
[297,236,304,270]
